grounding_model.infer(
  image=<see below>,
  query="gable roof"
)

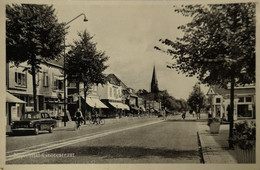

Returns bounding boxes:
[106,74,128,89]
[211,84,255,96]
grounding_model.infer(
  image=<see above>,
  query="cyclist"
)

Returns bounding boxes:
[93,109,99,125]
[75,108,83,130]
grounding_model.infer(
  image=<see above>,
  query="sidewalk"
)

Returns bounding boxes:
[197,122,238,163]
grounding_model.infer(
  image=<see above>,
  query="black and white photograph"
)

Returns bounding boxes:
[0,0,258,168]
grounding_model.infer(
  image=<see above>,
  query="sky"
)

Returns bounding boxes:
[53,1,209,99]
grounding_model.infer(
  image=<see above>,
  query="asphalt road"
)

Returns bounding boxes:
[6,117,202,164]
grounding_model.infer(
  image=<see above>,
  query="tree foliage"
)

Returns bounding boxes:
[187,83,206,112]
[6,4,66,66]
[137,89,189,112]
[156,3,255,87]
[6,4,67,111]
[65,30,109,89]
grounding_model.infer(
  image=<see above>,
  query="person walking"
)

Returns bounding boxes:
[182,111,186,120]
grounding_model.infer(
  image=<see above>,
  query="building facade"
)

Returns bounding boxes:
[6,60,67,129]
[6,60,66,115]
[97,74,129,117]
[207,84,255,120]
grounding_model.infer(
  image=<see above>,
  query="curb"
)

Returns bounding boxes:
[197,131,205,164]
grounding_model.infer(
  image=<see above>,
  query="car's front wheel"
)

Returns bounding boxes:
[34,127,39,135]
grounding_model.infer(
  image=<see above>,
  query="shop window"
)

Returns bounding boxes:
[216,98,221,103]
[237,104,253,118]
[15,72,26,87]
[246,97,252,102]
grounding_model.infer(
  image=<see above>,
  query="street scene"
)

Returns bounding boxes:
[3,0,256,166]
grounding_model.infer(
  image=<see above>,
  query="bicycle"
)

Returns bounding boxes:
[75,117,84,130]
[89,117,105,125]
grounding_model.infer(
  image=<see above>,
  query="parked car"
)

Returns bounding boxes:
[11,111,57,135]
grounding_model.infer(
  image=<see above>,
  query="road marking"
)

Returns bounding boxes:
[6,120,163,162]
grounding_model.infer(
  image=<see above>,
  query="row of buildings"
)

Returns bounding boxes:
[5,60,162,130]
[5,58,256,130]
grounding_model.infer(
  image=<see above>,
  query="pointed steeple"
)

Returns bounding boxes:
[151,65,159,93]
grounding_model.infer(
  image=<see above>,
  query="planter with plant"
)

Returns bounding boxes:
[208,117,221,134]
[230,120,256,163]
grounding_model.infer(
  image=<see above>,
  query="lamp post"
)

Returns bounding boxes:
[63,13,88,126]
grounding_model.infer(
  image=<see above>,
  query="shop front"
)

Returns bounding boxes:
[6,92,26,132]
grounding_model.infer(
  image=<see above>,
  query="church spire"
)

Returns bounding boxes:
[151,65,159,93]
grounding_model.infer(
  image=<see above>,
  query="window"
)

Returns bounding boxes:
[237,105,253,118]
[246,97,252,102]
[54,79,64,91]
[43,72,49,87]
[238,97,244,103]
[110,87,112,97]
[15,72,26,87]
[36,73,40,86]
[114,89,117,98]
[216,98,221,103]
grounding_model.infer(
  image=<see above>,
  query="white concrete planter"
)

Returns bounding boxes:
[56,120,62,127]
[209,122,220,134]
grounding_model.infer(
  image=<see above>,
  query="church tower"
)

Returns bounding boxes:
[151,65,159,93]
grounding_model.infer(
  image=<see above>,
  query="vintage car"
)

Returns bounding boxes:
[11,111,57,135]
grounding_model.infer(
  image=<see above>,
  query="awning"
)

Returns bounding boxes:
[122,103,130,110]
[108,102,129,110]
[86,98,95,107]
[91,98,108,108]
[6,92,26,103]
[86,98,108,108]
[117,103,130,110]
[130,105,140,110]
[109,102,121,109]
[54,75,64,80]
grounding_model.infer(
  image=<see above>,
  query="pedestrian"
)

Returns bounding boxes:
[192,110,195,118]
[162,108,166,120]
[74,108,83,130]
[217,110,221,117]
[182,111,186,120]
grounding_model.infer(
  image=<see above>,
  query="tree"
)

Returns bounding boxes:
[155,3,255,147]
[6,4,67,111]
[65,30,109,123]
[187,83,206,115]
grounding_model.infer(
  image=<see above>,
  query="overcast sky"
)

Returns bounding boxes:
[53,1,209,99]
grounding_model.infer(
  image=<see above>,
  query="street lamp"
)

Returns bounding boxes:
[63,13,88,126]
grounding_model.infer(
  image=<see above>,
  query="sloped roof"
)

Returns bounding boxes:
[106,74,128,89]
[212,85,255,96]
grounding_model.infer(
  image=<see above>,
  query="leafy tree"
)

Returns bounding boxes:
[187,83,206,115]
[6,4,67,111]
[65,30,109,122]
[155,3,255,147]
